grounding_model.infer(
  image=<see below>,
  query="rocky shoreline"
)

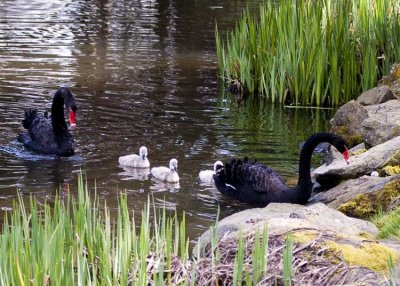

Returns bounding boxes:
[194,65,400,284]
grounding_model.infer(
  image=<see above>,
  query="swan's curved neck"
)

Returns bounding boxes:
[51,96,67,133]
[296,133,343,199]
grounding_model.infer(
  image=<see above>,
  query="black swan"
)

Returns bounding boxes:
[17,87,77,157]
[213,132,349,207]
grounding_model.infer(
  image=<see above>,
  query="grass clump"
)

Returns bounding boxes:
[0,175,192,285]
[216,0,400,106]
[373,206,400,240]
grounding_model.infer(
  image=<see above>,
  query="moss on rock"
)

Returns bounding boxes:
[327,241,398,274]
[291,230,318,244]
[383,150,400,168]
[338,179,400,218]
[351,148,367,156]
[333,126,364,147]
[382,165,400,176]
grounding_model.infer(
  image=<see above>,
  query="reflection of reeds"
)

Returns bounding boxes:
[216,0,400,106]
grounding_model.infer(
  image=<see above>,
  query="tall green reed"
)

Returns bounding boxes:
[0,175,191,285]
[216,0,400,106]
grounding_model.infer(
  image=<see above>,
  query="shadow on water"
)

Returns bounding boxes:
[0,0,336,239]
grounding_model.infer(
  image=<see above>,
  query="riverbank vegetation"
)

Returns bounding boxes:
[373,206,400,240]
[0,174,399,284]
[216,0,400,106]
[0,175,277,285]
[0,175,190,285]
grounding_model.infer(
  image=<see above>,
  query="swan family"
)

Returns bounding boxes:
[18,87,350,206]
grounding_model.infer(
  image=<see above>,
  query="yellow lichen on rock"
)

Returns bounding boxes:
[338,179,400,218]
[333,126,363,147]
[382,165,400,176]
[327,241,398,274]
[291,230,318,244]
[383,150,400,168]
[351,148,367,156]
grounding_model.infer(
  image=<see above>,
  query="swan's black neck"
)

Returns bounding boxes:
[294,132,346,203]
[51,93,68,135]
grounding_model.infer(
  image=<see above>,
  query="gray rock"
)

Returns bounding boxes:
[194,203,378,253]
[330,99,400,147]
[310,175,399,209]
[326,142,365,164]
[389,81,400,99]
[362,100,400,146]
[356,85,396,105]
[330,100,368,139]
[313,136,400,187]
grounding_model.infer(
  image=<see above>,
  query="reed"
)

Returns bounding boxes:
[216,0,400,106]
[0,175,283,285]
[0,175,192,285]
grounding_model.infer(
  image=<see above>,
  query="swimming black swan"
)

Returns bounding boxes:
[213,132,349,207]
[17,87,77,157]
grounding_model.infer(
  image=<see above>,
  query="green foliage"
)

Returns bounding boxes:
[372,206,400,240]
[0,174,191,285]
[283,235,293,286]
[216,0,400,106]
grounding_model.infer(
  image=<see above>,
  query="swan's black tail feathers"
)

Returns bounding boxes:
[22,109,38,129]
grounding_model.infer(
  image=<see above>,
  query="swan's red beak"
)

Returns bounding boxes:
[343,146,349,164]
[69,110,77,128]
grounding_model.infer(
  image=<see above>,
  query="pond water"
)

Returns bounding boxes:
[0,0,335,239]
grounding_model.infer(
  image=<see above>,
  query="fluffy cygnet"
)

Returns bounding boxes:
[199,161,224,183]
[151,158,179,183]
[118,146,150,168]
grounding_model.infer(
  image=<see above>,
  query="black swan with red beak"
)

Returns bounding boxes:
[213,133,349,207]
[17,87,77,157]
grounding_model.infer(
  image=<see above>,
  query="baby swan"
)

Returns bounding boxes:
[199,161,223,183]
[119,146,150,168]
[151,158,179,183]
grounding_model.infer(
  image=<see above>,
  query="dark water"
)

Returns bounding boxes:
[0,0,334,239]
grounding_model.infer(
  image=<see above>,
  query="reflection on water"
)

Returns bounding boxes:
[150,179,180,193]
[0,0,335,239]
[118,166,150,181]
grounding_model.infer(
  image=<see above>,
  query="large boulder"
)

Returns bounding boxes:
[362,100,400,146]
[311,175,400,218]
[330,100,367,147]
[313,135,400,187]
[195,203,378,252]
[193,203,399,284]
[330,99,400,147]
[356,85,396,105]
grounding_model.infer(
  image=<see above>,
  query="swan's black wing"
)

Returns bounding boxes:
[18,109,60,155]
[225,158,287,194]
